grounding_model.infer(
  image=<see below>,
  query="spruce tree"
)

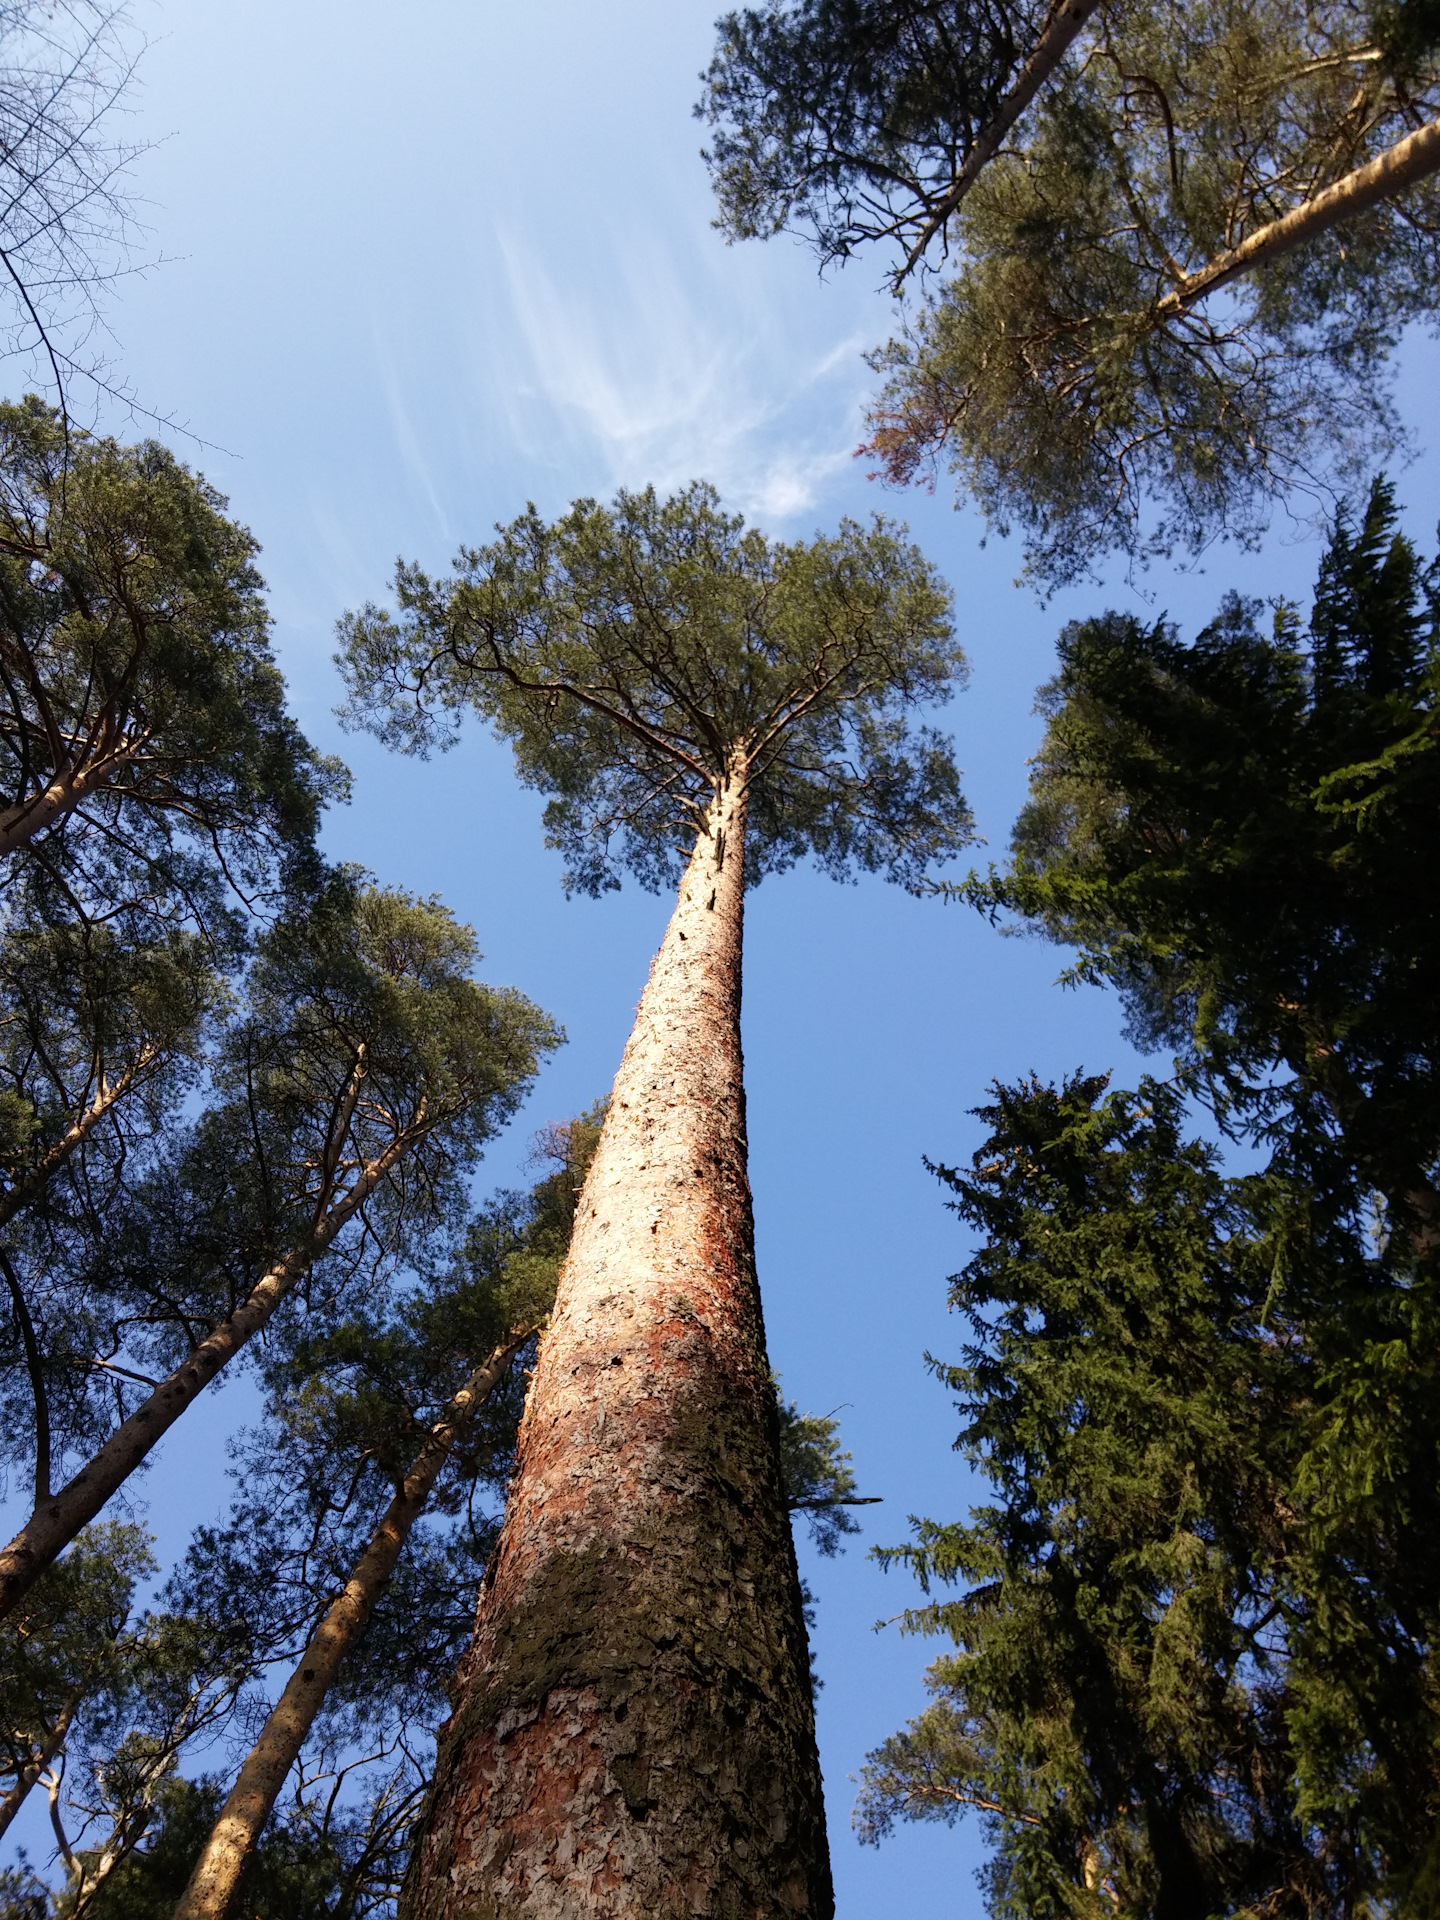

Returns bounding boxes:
[968,478,1440,1248]
[865,484,1440,1911]
[859,1072,1440,1914]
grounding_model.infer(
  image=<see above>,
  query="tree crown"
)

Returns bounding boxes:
[0,399,345,916]
[337,482,970,894]
[4,874,559,1496]
[967,479,1440,1208]
[699,0,1042,264]
[861,1071,1440,1912]
[702,0,1440,583]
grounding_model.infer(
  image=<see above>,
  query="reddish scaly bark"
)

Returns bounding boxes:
[402,764,832,1920]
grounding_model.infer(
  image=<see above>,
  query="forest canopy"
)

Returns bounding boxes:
[701,0,1440,582]
[863,489,1440,1913]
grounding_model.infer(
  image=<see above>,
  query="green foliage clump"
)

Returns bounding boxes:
[867,5,1440,582]
[702,0,1440,583]
[859,1074,1440,1916]
[1,1525,156,1812]
[0,398,343,916]
[775,1389,867,1558]
[336,481,970,896]
[62,1773,391,1920]
[972,478,1440,1235]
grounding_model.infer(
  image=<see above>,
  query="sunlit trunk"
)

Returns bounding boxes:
[402,761,832,1919]
[1162,113,1440,315]
[0,748,140,862]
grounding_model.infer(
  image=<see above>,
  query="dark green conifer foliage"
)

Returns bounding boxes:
[0,1526,154,1842]
[58,1775,360,1920]
[775,1391,870,1558]
[860,1075,1440,1916]
[876,483,1440,1912]
[969,479,1440,1243]
[700,0,1043,261]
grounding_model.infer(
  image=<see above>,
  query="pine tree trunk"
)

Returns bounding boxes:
[1160,112,1440,315]
[172,1337,527,1920]
[895,0,1101,281]
[401,763,833,1920]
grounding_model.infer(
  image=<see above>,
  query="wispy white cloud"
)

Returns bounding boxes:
[474,219,879,529]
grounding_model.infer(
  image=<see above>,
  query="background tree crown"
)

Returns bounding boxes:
[859,1070,1440,1915]
[966,479,1440,1211]
[337,481,971,895]
[701,0,1440,584]
[699,0,1047,264]
[0,398,346,922]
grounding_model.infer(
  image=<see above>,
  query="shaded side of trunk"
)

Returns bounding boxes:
[402,769,831,1920]
[173,1337,527,1920]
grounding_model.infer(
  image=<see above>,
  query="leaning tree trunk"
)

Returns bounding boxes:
[0,1125,401,1622]
[401,764,833,1920]
[173,1336,529,1920]
[0,1689,82,1841]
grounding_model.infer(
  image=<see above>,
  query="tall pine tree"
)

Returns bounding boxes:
[339,481,969,1919]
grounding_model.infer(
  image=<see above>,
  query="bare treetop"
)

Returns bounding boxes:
[0,2,147,415]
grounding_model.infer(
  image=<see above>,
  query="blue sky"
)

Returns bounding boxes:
[5,1,1440,1910]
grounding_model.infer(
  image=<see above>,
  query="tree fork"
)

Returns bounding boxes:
[401,765,833,1920]
[172,1334,531,1920]
[0,1687,82,1842]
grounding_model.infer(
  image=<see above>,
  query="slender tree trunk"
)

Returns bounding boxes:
[401,763,832,1919]
[0,1139,402,1621]
[897,0,1101,282]
[1159,112,1440,316]
[173,1336,529,1920]
[0,1048,161,1237]
[0,1689,82,1841]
